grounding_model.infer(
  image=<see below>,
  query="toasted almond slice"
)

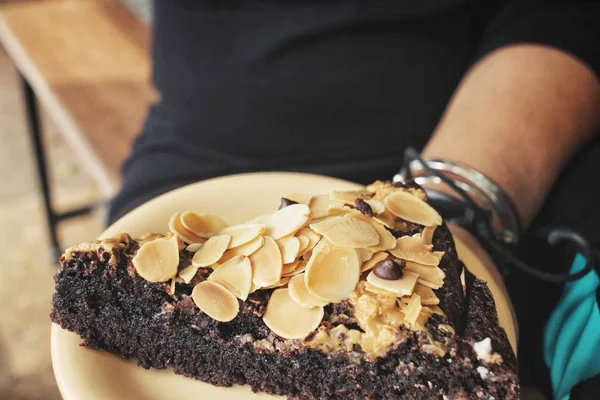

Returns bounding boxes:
[329,190,364,205]
[249,236,283,287]
[219,235,265,263]
[310,215,379,248]
[403,261,446,289]
[366,180,385,193]
[262,276,292,289]
[192,234,231,268]
[192,281,239,322]
[169,212,206,244]
[296,235,310,255]
[309,195,344,219]
[132,235,179,282]
[263,204,311,240]
[284,192,313,205]
[389,234,444,266]
[373,210,396,229]
[415,306,434,329]
[304,239,360,302]
[364,281,400,298]
[384,191,442,227]
[288,273,329,308]
[208,255,252,300]
[421,225,437,245]
[179,265,199,284]
[185,243,202,253]
[355,214,396,252]
[357,248,375,263]
[222,224,266,248]
[366,270,418,297]
[277,236,301,264]
[414,284,439,305]
[263,288,324,339]
[295,228,321,253]
[360,251,389,272]
[181,211,228,239]
[364,199,386,215]
[403,293,422,326]
[281,260,300,276]
[291,260,308,275]
[429,305,445,315]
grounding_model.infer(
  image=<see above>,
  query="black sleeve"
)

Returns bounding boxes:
[478,0,600,77]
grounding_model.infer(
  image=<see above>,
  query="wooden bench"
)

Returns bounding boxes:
[0,0,156,257]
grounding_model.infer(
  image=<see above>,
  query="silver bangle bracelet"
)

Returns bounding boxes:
[393,159,522,245]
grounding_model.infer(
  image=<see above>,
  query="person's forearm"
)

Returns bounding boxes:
[423,44,600,227]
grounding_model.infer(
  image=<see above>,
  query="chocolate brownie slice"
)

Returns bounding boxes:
[51,181,519,399]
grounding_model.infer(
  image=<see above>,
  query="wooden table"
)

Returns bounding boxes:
[0,0,155,257]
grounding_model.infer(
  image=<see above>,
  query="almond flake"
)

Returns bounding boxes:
[403,293,422,327]
[357,248,375,263]
[364,281,400,298]
[291,260,308,275]
[284,193,313,205]
[132,235,179,283]
[179,265,199,284]
[281,260,300,276]
[366,270,418,297]
[288,273,329,308]
[192,281,239,322]
[222,224,266,248]
[414,284,439,305]
[403,261,446,289]
[169,212,206,244]
[421,225,437,245]
[361,252,389,272]
[180,211,228,239]
[304,239,360,303]
[366,180,385,193]
[263,204,311,240]
[219,235,265,263]
[249,236,283,287]
[356,214,396,252]
[295,228,321,253]
[309,195,344,219]
[364,199,386,215]
[262,276,292,289]
[277,236,301,264]
[208,255,252,300]
[329,190,364,205]
[185,243,202,253]
[192,234,231,268]
[373,210,396,229]
[384,191,442,227]
[296,235,310,255]
[263,288,324,339]
[415,306,434,329]
[389,234,444,266]
[310,215,379,248]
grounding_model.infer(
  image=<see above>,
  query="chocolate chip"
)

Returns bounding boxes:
[354,198,374,217]
[373,259,405,280]
[279,197,298,209]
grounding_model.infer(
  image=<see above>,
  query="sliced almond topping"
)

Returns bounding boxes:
[403,293,422,326]
[179,265,199,284]
[415,306,434,329]
[263,204,311,240]
[261,276,292,289]
[284,192,313,205]
[180,211,228,239]
[168,212,206,244]
[208,255,252,300]
[421,225,437,245]
[310,215,379,248]
[414,283,439,305]
[389,234,444,266]
[366,180,385,193]
[364,199,386,215]
[430,305,445,315]
[185,243,202,253]
[263,288,324,339]
[296,235,310,255]
[329,190,364,205]
[192,281,239,322]
[219,235,265,262]
[384,191,442,227]
[304,239,360,302]
[288,273,329,308]
[361,251,389,272]
[366,270,418,297]
[403,261,446,289]
[222,224,266,248]
[309,195,344,219]
[357,248,375,263]
[132,235,179,282]
[364,281,400,298]
[295,228,321,253]
[281,260,300,276]
[356,214,396,252]
[291,260,308,275]
[249,236,283,287]
[192,234,231,268]
[373,210,396,229]
[276,236,301,264]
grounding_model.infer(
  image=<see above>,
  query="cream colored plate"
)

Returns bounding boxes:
[51,172,517,400]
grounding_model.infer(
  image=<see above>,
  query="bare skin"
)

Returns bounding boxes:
[423,44,600,228]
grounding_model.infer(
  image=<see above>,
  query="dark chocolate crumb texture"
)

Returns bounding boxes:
[51,181,519,399]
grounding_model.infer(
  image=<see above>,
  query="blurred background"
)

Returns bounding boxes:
[0,0,151,398]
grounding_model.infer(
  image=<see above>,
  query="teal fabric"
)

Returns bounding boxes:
[544,254,600,400]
